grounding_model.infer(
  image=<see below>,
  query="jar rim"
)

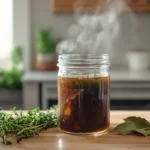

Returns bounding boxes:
[57,54,111,68]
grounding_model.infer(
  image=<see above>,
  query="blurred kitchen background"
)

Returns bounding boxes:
[1,0,150,110]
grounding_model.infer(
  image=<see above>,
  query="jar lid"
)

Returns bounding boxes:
[57,54,111,69]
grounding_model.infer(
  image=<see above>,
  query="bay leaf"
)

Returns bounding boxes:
[114,116,150,136]
[114,122,135,135]
[124,117,150,129]
[133,128,150,136]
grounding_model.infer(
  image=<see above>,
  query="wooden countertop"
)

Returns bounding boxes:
[1,111,150,150]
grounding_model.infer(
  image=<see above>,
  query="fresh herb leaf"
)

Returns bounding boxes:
[124,117,150,128]
[114,122,135,135]
[0,105,58,145]
[114,116,150,136]
[133,128,150,136]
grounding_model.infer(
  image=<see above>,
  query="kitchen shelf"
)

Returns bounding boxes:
[52,0,150,12]
[22,70,150,109]
[22,70,150,82]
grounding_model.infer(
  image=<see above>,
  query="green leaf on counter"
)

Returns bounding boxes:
[114,116,150,136]
[133,128,150,136]
[114,122,135,135]
[124,117,150,128]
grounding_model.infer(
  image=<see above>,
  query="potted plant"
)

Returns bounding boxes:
[0,46,23,109]
[35,29,58,71]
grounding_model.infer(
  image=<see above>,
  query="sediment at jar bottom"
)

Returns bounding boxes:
[58,76,110,133]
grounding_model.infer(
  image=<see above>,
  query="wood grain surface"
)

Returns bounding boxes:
[0,111,150,150]
[52,0,150,12]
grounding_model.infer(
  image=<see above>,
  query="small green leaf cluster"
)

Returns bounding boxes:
[0,45,23,90]
[36,29,59,54]
[0,106,58,145]
[0,68,22,90]
[114,116,150,136]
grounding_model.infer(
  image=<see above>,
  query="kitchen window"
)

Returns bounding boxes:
[0,1,13,68]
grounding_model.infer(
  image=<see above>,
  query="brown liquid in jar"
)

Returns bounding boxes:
[58,75,110,133]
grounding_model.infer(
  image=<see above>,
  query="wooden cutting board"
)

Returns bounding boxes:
[0,111,150,150]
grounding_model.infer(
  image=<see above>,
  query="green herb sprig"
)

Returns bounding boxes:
[0,106,58,145]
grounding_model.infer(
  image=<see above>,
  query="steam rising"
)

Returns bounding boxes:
[56,0,139,57]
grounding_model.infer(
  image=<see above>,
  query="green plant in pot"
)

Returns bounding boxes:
[36,29,58,71]
[11,45,23,70]
[0,46,23,109]
[0,45,23,90]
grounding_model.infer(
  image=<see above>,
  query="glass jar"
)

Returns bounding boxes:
[57,54,110,134]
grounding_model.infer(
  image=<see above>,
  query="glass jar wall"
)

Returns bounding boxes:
[57,54,110,134]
